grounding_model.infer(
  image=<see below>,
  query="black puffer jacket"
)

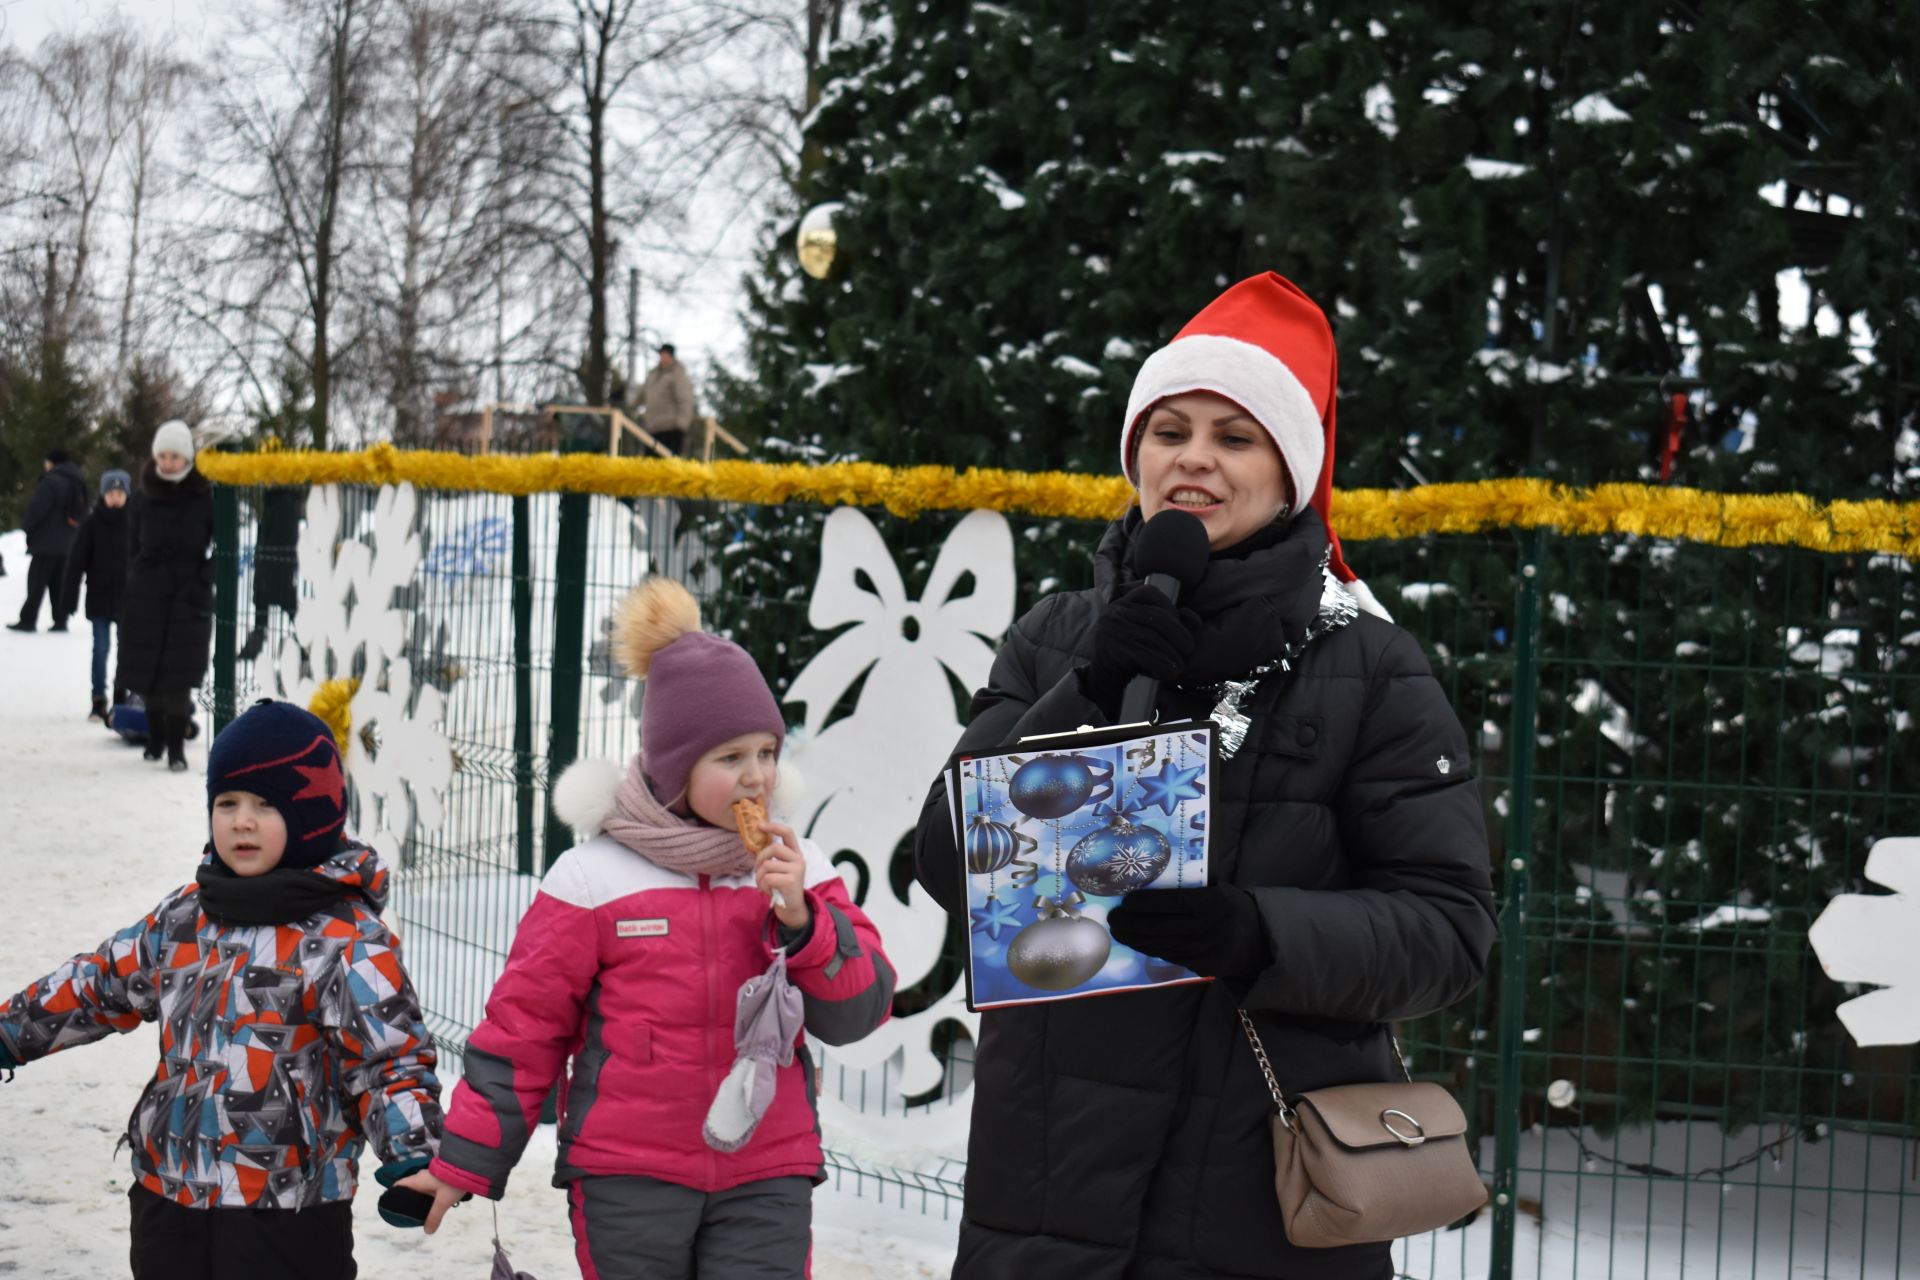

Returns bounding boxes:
[60,500,130,621]
[21,460,88,555]
[116,461,214,696]
[913,508,1497,1280]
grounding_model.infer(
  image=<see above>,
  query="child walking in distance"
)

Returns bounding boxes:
[63,467,133,722]
[0,700,442,1280]
[398,577,896,1279]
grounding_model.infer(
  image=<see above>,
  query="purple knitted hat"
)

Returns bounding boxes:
[642,632,785,801]
[613,579,784,803]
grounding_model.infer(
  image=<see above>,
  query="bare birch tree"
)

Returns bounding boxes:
[495,0,798,407]
[2,30,141,347]
[197,0,383,448]
[113,43,195,376]
[361,0,530,444]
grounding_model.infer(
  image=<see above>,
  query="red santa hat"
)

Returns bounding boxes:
[1120,271,1388,618]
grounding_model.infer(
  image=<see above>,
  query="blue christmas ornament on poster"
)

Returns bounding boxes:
[954,721,1214,1010]
[966,815,1032,875]
[1008,755,1112,820]
[1066,815,1173,897]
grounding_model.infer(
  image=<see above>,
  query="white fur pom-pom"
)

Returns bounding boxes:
[771,756,805,820]
[552,757,625,839]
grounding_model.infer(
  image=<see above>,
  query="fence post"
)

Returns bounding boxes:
[543,491,590,866]
[512,495,536,877]
[211,486,240,735]
[1489,531,1541,1280]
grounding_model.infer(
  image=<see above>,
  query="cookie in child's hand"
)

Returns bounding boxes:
[732,796,772,853]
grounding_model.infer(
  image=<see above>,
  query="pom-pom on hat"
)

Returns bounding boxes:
[612,578,785,803]
[208,699,348,870]
[1121,271,1385,616]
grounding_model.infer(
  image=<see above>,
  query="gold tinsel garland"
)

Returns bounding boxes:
[308,677,361,756]
[198,445,1920,558]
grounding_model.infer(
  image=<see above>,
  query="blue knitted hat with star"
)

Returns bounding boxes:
[207,700,348,869]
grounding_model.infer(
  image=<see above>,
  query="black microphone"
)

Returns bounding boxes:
[1118,508,1211,724]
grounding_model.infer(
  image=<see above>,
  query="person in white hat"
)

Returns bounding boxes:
[150,419,195,481]
[913,272,1496,1279]
[117,420,215,771]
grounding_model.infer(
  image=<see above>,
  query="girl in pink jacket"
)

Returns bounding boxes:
[400,578,895,1278]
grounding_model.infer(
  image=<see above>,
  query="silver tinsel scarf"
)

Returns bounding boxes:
[1191,554,1360,759]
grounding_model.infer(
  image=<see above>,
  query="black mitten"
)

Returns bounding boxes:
[1107,884,1270,980]
[1080,584,1202,716]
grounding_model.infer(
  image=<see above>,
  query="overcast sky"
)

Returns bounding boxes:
[1,0,765,422]
[0,0,215,50]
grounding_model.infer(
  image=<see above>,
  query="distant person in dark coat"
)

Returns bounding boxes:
[117,421,214,773]
[239,485,305,662]
[9,448,89,632]
[643,343,695,456]
[62,469,133,721]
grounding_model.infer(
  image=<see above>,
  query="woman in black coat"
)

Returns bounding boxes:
[117,421,215,771]
[913,273,1498,1280]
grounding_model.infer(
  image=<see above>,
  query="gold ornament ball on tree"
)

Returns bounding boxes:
[796,203,842,280]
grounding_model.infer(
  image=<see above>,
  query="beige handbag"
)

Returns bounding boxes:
[1238,1010,1489,1248]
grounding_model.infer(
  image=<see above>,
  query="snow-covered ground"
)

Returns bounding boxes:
[0,529,956,1279]
[6,521,1917,1279]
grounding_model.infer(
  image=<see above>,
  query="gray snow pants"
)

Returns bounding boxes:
[564,1174,811,1279]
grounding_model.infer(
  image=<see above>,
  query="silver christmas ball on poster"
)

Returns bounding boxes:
[796,203,842,280]
[1006,914,1111,991]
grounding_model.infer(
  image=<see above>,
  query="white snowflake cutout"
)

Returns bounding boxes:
[1808,837,1920,1046]
[268,482,452,864]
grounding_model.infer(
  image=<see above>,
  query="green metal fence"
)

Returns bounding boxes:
[211,481,1920,1277]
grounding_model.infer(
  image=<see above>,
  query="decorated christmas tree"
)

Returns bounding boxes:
[713,0,1919,1123]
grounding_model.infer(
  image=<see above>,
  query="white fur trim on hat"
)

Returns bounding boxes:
[151,419,196,462]
[1121,334,1324,504]
[1340,576,1393,623]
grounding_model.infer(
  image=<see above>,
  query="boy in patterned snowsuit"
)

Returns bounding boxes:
[0,699,442,1278]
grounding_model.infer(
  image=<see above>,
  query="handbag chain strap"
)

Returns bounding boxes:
[1236,1008,1413,1132]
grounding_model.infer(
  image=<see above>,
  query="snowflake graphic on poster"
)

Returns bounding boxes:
[969,895,1024,942]
[1132,760,1206,816]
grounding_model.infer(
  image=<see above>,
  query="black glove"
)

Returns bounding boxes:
[1080,584,1202,716]
[1107,884,1270,981]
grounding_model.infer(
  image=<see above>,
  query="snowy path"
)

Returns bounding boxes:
[0,529,955,1279]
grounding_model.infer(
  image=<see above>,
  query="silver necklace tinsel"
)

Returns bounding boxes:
[1190,554,1359,759]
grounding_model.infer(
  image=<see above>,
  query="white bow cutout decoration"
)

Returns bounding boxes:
[786,507,1016,737]
[783,507,1016,1098]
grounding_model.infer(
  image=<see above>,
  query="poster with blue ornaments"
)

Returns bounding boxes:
[951,721,1215,1010]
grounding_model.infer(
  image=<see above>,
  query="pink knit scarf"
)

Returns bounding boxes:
[601,755,755,878]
